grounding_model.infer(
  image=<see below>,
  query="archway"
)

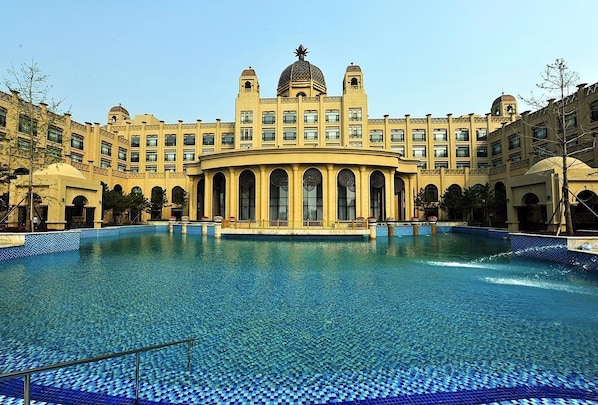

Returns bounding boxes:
[337,169,356,220]
[442,184,463,220]
[66,195,90,229]
[171,186,186,220]
[494,182,507,227]
[574,190,598,230]
[212,172,226,218]
[303,168,322,225]
[269,169,288,225]
[370,170,386,220]
[150,186,165,219]
[394,175,405,220]
[238,170,255,220]
[517,193,546,232]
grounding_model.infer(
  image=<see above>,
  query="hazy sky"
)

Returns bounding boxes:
[2,0,596,124]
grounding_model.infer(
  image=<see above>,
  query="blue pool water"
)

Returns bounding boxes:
[0,232,597,404]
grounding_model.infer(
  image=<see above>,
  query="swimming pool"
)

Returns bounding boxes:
[0,232,597,404]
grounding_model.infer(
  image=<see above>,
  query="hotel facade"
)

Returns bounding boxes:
[1,46,597,232]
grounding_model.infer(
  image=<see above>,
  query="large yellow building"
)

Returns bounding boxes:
[1,46,597,232]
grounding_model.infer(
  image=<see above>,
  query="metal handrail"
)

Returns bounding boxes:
[0,337,195,405]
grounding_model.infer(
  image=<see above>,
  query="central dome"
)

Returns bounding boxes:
[277,45,326,97]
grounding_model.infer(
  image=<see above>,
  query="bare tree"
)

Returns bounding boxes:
[2,60,66,231]
[520,58,590,235]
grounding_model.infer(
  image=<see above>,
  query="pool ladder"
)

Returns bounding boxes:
[0,337,195,405]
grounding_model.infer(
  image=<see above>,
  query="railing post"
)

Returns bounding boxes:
[24,374,30,405]
[135,352,140,405]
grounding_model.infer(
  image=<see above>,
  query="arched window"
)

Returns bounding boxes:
[244,81,252,89]
[350,77,358,86]
[270,169,288,224]
[150,186,165,220]
[131,186,142,194]
[303,168,322,224]
[171,186,186,220]
[238,170,255,220]
[212,172,226,218]
[370,170,386,220]
[337,169,356,220]
[296,92,307,97]
[114,184,123,193]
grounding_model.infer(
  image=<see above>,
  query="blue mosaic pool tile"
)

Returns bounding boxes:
[0,231,80,261]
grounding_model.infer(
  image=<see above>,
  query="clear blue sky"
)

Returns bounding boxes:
[2,0,596,124]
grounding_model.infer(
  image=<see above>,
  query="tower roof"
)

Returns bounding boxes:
[277,45,326,96]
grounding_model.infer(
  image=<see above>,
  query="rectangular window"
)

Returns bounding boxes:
[283,110,296,124]
[145,166,157,173]
[509,153,521,162]
[456,146,470,157]
[591,102,598,122]
[433,129,447,142]
[222,133,234,145]
[392,145,405,155]
[130,167,139,173]
[165,134,176,146]
[563,113,577,130]
[477,145,488,157]
[100,159,111,169]
[18,115,37,135]
[533,126,547,141]
[101,141,112,156]
[412,129,426,142]
[182,133,195,146]
[240,110,253,124]
[326,126,340,140]
[434,146,448,158]
[304,110,318,124]
[456,162,471,169]
[118,147,127,161]
[183,150,195,161]
[18,138,31,150]
[476,128,487,141]
[202,133,214,145]
[349,125,362,138]
[0,107,6,127]
[146,135,158,147]
[283,128,296,141]
[455,128,469,141]
[70,153,83,163]
[508,135,521,150]
[262,111,276,125]
[304,128,318,141]
[165,166,176,172]
[412,146,426,157]
[146,151,157,161]
[491,142,502,156]
[390,129,405,142]
[325,109,340,123]
[262,128,276,142]
[47,126,63,143]
[131,136,140,147]
[348,108,362,121]
[435,162,448,169]
[118,163,126,172]
[164,151,176,161]
[71,134,84,150]
[46,146,62,158]
[369,130,383,143]
[492,159,502,167]
[131,151,140,162]
[240,128,253,141]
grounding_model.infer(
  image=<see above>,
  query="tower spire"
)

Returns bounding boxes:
[294,44,308,61]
